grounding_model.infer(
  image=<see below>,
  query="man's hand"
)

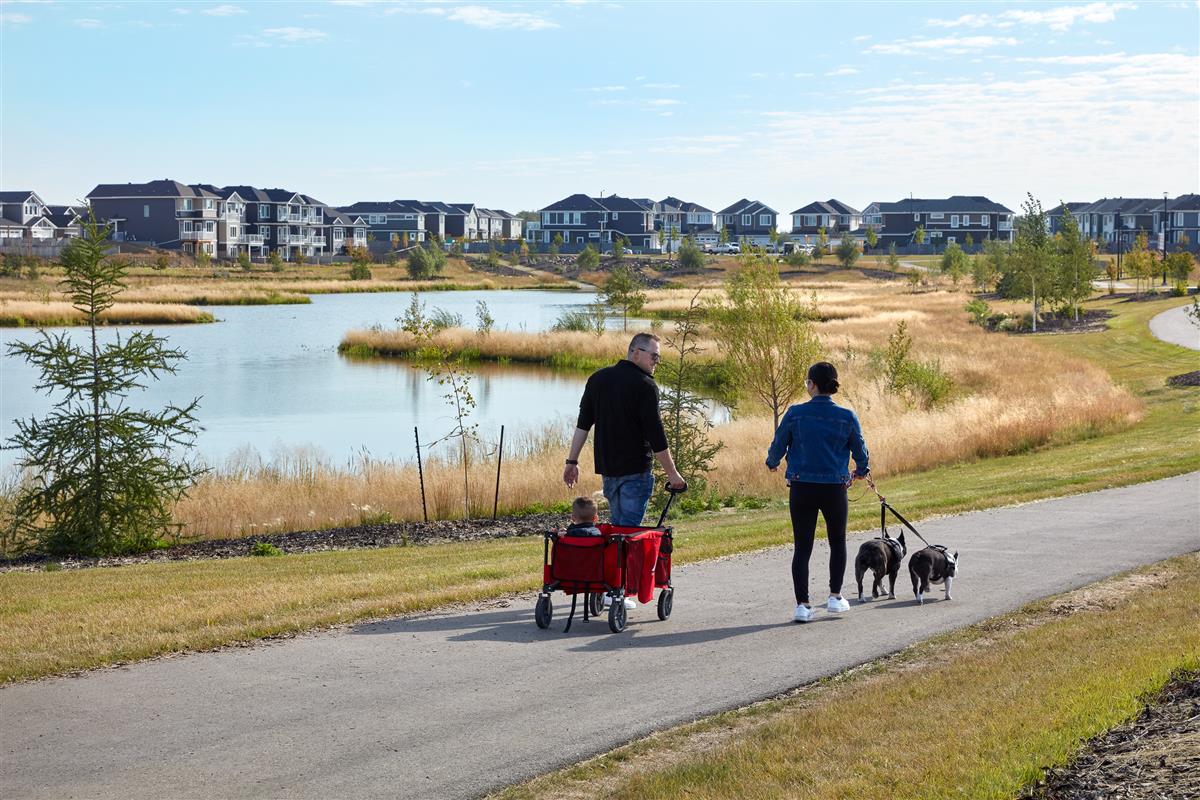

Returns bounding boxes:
[666,471,687,491]
[563,463,580,488]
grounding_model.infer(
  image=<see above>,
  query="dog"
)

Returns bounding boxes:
[908,546,959,605]
[855,530,907,602]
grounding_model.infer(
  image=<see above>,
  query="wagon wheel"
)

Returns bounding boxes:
[534,594,553,629]
[588,592,605,617]
[657,588,673,621]
[607,597,627,633]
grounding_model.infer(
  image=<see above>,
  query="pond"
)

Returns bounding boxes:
[1,289,725,473]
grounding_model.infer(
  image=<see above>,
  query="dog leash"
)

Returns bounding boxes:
[865,476,934,549]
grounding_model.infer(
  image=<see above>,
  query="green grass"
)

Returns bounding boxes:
[494,553,1200,800]
[1,294,1195,683]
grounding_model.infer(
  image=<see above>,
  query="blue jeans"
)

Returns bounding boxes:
[603,471,655,527]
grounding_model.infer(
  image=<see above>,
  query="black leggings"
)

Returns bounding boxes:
[789,481,848,604]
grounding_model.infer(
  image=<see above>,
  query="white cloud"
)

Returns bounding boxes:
[262,26,327,42]
[643,82,680,89]
[1016,51,1129,64]
[793,72,814,78]
[928,2,1138,32]
[202,4,247,16]
[584,85,627,92]
[853,34,871,42]
[416,5,559,30]
[868,35,1020,56]
[73,18,104,28]
[646,98,682,106]
[826,66,860,76]
[172,7,191,14]
[0,12,33,23]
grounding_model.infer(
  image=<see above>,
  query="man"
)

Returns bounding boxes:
[563,332,687,531]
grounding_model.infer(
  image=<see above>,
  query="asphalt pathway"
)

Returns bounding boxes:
[1149,303,1200,350]
[3,474,1198,800]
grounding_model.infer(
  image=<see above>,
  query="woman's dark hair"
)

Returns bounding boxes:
[807,362,839,394]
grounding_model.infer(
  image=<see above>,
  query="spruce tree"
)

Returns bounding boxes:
[4,219,204,555]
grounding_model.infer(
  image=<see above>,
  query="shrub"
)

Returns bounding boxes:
[407,247,434,279]
[678,240,705,271]
[785,249,812,268]
[896,359,954,407]
[835,237,860,268]
[237,251,252,272]
[429,307,463,331]
[965,298,992,326]
[249,541,283,557]
[349,262,372,280]
[577,244,599,271]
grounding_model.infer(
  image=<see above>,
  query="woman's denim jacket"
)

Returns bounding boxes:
[765,396,870,484]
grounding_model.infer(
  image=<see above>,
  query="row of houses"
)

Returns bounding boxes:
[4,184,1198,257]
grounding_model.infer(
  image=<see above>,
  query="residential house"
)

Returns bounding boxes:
[323,208,369,255]
[1048,201,1090,236]
[338,200,426,250]
[44,205,84,239]
[476,208,505,240]
[494,210,524,240]
[0,191,59,243]
[861,196,1014,249]
[86,179,222,250]
[790,200,862,238]
[446,203,481,240]
[1073,198,1159,249]
[535,193,658,250]
[715,199,778,244]
[1159,194,1200,251]
[657,196,715,237]
[192,184,266,259]
[403,200,453,241]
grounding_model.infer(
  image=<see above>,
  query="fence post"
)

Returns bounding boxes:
[492,425,505,520]
[414,426,428,523]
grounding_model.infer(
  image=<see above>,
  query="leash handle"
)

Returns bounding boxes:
[868,475,934,549]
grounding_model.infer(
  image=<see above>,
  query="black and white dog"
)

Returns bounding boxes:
[855,531,907,602]
[908,546,959,605]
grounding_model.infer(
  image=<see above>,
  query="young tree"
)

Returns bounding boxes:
[518,238,530,264]
[940,241,968,286]
[237,250,252,272]
[887,241,900,271]
[475,299,494,336]
[711,254,820,429]
[400,232,410,249]
[268,249,284,273]
[913,225,927,251]
[348,245,373,280]
[293,247,307,267]
[835,236,861,269]
[816,227,829,259]
[603,264,646,331]
[865,227,878,252]
[612,236,627,264]
[153,253,171,271]
[1054,208,1094,321]
[407,246,434,279]
[964,232,974,250]
[1124,232,1155,297]
[550,233,563,257]
[4,219,204,555]
[1166,250,1196,292]
[576,243,600,271]
[719,225,730,246]
[1009,194,1058,331]
[678,238,705,271]
[195,248,212,269]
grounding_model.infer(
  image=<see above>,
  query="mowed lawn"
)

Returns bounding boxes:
[1,294,1196,683]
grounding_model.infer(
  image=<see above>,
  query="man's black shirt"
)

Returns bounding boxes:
[576,359,669,478]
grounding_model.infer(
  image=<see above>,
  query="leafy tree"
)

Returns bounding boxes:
[865,227,878,251]
[603,264,646,331]
[1124,232,1156,297]
[485,246,502,270]
[407,246,435,279]
[195,248,211,269]
[678,238,704,271]
[550,233,563,257]
[237,250,252,272]
[425,237,447,275]
[887,241,900,271]
[518,239,530,263]
[980,237,1006,293]
[971,252,997,291]
[348,245,372,280]
[1166,250,1196,291]
[940,241,967,285]
[293,247,307,267]
[913,225,926,250]
[652,289,723,512]
[1053,208,1094,321]
[4,219,204,555]
[711,254,820,429]
[835,236,860,269]
[401,232,410,249]
[268,249,284,273]
[576,243,600,271]
[1009,194,1054,331]
[816,227,828,259]
[612,236,627,264]
[719,225,730,246]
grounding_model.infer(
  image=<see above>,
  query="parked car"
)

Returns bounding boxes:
[712,242,740,254]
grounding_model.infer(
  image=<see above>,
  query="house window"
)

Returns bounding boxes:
[930,212,944,220]
[947,236,956,244]
[333,227,344,239]
[183,199,193,211]
[913,213,920,221]
[950,215,960,228]
[182,221,192,232]
[1175,212,1184,226]
[205,199,213,210]
[231,226,238,237]
[144,205,150,218]
[259,205,269,219]
[981,214,989,225]
[802,215,817,226]
[742,214,752,226]
[962,215,971,225]
[205,221,215,232]
[760,214,771,226]
[589,231,599,238]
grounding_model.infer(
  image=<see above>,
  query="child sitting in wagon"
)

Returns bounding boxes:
[561,496,602,537]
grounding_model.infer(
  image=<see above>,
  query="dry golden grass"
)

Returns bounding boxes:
[0,299,214,326]
[171,281,1139,541]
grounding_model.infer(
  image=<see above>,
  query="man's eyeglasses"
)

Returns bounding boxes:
[636,347,661,364]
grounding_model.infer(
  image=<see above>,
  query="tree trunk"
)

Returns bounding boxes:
[1031,278,1038,332]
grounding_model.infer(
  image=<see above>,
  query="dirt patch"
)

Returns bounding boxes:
[1167,370,1200,387]
[0,511,565,573]
[1020,669,1200,800]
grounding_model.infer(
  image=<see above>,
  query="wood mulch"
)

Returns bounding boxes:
[0,511,565,573]
[1020,670,1200,799]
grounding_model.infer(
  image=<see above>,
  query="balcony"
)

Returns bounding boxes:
[176,208,218,219]
[180,229,217,241]
[309,235,326,246]
[240,234,265,245]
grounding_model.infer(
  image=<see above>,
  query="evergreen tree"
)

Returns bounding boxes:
[4,219,204,555]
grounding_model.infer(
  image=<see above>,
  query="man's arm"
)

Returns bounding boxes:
[563,427,589,488]
[641,383,686,490]
[654,447,686,490]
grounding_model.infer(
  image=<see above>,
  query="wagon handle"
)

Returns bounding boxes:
[654,482,687,528]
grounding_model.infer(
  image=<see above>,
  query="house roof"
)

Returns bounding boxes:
[1075,197,1159,215]
[339,200,415,214]
[718,198,777,216]
[419,201,458,214]
[45,211,81,229]
[790,199,861,216]
[87,180,214,199]
[660,196,712,214]
[0,191,39,204]
[541,193,606,212]
[596,195,648,212]
[1170,193,1200,210]
[871,196,1013,214]
[261,188,304,203]
[449,203,477,214]
[220,185,272,203]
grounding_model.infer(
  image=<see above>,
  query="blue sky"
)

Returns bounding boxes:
[1,1,1197,221]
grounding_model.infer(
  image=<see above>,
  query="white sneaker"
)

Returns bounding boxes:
[793,604,813,623]
[826,595,850,613]
[623,598,637,611]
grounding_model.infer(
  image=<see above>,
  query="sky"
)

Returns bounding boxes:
[1,0,1197,223]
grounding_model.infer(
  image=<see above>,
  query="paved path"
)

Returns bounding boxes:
[3,475,1198,800]
[1149,303,1200,350]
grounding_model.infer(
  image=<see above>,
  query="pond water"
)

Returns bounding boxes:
[0,290,724,473]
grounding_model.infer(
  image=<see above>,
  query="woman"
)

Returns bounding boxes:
[765,362,870,623]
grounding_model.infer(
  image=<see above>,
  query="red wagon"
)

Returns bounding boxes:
[535,488,682,633]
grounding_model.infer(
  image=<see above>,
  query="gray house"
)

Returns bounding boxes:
[446,203,481,240]
[1073,198,1159,249]
[862,196,1014,250]
[86,179,223,251]
[0,191,60,243]
[716,199,778,244]
[338,200,426,251]
[323,208,369,255]
[1160,194,1200,251]
[790,200,862,237]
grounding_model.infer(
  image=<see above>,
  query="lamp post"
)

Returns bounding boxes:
[1161,192,1169,286]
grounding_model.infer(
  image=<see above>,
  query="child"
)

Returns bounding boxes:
[562,496,601,537]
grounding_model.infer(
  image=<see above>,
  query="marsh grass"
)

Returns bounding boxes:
[494,554,1200,800]
[0,299,215,326]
